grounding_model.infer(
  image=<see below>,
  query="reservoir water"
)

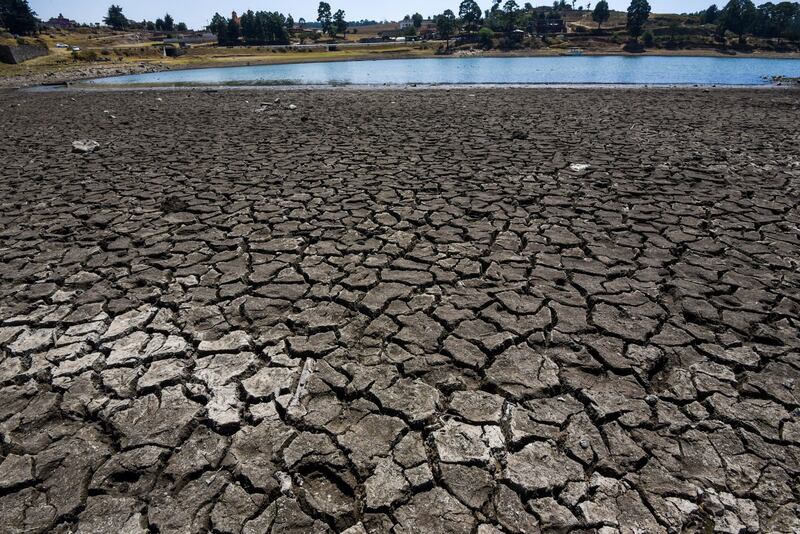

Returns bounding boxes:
[84,56,800,86]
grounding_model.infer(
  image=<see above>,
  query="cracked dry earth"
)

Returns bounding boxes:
[0,87,799,534]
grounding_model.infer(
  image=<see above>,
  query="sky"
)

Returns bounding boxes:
[30,1,716,31]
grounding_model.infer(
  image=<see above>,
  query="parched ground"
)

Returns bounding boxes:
[0,87,799,533]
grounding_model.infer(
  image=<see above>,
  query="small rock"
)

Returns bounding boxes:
[197,331,252,353]
[72,139,100,153]
[275,471,293,496]
[288,104,297,110]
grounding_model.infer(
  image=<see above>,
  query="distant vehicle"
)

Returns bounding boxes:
[55,43,68,48]
[70,46,81,52]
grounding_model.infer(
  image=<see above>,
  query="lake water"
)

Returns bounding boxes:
[85,56,800,86]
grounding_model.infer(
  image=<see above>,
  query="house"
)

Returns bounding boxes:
[400,16,414,29]
[46,14,78,29]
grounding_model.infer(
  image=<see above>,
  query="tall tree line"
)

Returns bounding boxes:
[102,5,188,32]
[209,10,292,45]
[427,0,799,43]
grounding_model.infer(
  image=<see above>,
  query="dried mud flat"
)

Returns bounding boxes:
[0,87,799,533]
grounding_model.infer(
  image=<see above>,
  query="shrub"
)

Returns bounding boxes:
[478,27,494,49]
[72,50,99,61]
[623,40,645,52]
[498,36,516,49]
[643,30,654,47]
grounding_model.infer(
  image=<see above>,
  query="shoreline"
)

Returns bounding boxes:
[3,47,800,89]
[40,54,800,91]
[32,82,798,93]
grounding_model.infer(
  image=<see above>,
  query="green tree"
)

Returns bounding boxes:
[226,16,240,44]
[209,12,227,38]
[155,18,163,31]
[485,0,503,31]
[163,13,174,31]
[286,14,294,30]
[504,0,520,32]
[333,9,347,37]
[626,0,651,39]
[239,10,255,39]
[719,0,756,43]
[478,26,494,47]
[176,22,187,31]
[772,2,799,39]
[459,0,483,34]
[239,10,289,44]
[751,3,774,37]
[751,2,800,39]
[786,9,800,41]
[787,9,800,40]
[593,0,610,30]
[0,0,38,35]
[103,4,128,30]
[702,4,719,24]
[412,12,423,28]
[436,9,457,48]
[317,2,332,36]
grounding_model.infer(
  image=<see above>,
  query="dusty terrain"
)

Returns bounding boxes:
[0,87,799,533]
